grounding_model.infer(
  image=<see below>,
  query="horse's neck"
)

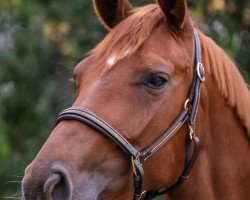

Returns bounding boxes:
[167,34,250,200]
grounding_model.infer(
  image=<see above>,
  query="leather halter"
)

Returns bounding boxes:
[54,29,205,200]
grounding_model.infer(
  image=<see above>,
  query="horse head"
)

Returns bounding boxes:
[21,0,250,200]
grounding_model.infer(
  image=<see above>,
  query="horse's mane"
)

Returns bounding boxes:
[91,4,250,137]
[199,32,250,138]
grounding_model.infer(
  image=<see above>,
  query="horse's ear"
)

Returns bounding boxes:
[158,0,189,29]
[93,0,133,30]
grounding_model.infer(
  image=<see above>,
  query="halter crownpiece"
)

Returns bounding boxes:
[54,29,205,200]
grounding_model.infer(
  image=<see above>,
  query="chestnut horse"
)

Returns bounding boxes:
[22,0,250,199]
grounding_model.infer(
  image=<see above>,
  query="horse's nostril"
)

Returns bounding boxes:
[43,163,73,200]
[44,173,62,199]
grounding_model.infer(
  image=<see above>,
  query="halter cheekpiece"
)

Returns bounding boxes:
[54,29,205,200]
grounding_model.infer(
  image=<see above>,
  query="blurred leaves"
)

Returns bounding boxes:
[0,0,105,197]
[189,0,250,82]
[0,0,249,198]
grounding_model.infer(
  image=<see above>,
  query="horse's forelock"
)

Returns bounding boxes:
[89,4,164,66]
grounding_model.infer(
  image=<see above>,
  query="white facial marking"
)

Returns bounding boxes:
[106,55,117,67]
[122,48,131,58]
[106,49,131,67]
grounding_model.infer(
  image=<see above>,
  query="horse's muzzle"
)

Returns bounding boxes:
[22,162,73,200]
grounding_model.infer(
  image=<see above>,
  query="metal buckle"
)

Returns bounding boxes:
[138,190,147,200]
[184,99,191,110]
[188,124,195,140]
[131,153,141,176]
[131,156,138,176]
[197,62,205,82]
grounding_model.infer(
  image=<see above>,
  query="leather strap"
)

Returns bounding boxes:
[143,29,204,200]
[55,108,139,157]
[188,30,205,125]
[139,110,189,163]
[133,159,145,199]
[54,107,191,199]
[152,136,200,197]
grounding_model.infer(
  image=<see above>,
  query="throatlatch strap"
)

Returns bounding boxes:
[153,136,200,196]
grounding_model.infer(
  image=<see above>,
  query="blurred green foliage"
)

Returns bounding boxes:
[0,0,249,199]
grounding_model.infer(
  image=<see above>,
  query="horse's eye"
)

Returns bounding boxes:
[144,73,168,89]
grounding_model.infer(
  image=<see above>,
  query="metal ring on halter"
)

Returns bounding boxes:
[184,99,191,110]
[197,62,205,82]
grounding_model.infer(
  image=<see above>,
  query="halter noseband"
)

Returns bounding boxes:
[54,29,205,200]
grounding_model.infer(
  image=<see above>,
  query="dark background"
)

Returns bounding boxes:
[0,0,249,199]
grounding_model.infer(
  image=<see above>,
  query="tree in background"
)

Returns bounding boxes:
[191,0,250,81]
[0,0,249,198]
